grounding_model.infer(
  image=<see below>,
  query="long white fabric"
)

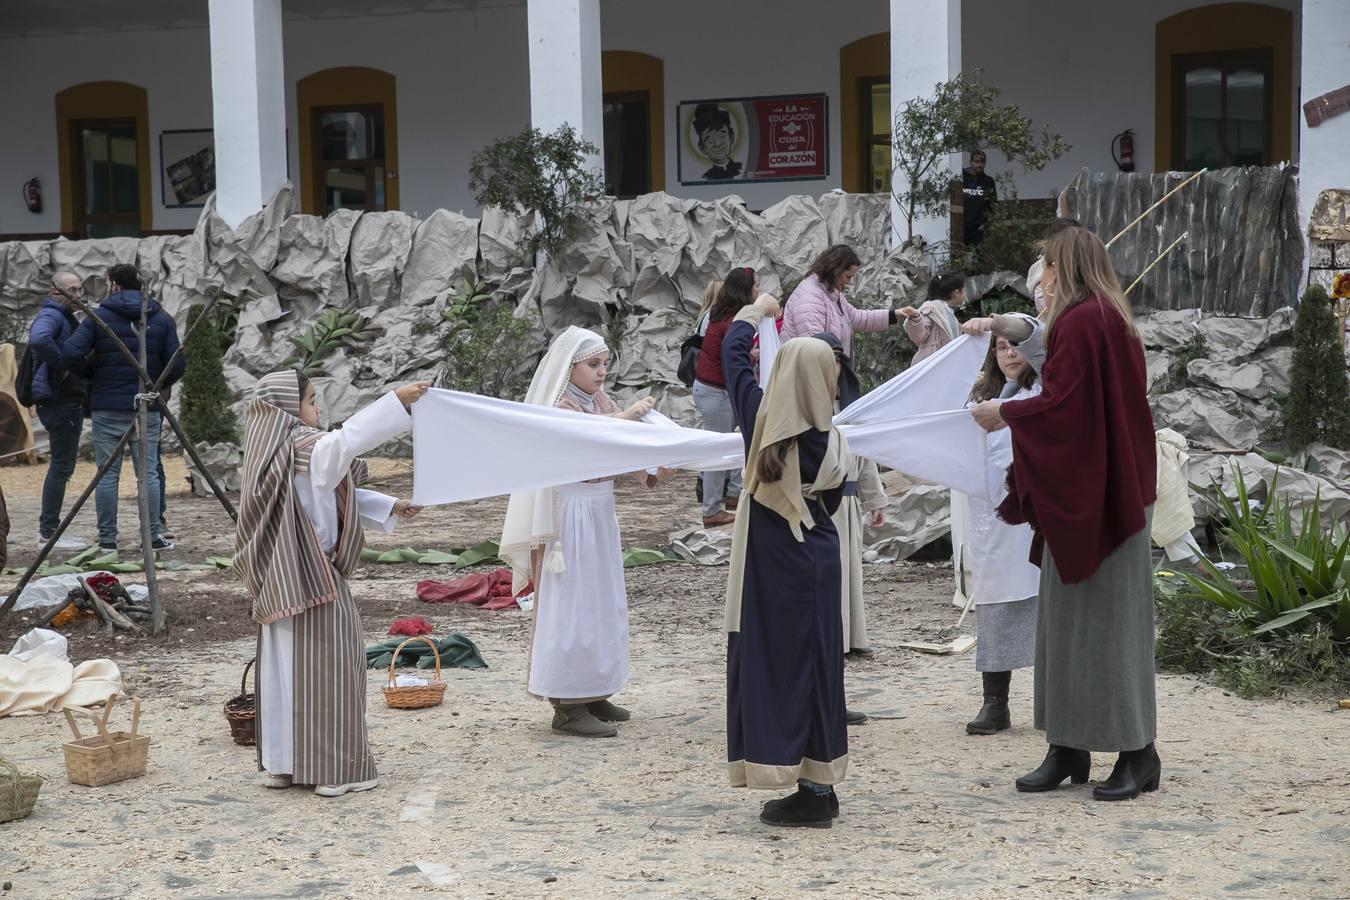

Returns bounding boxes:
[412,334,992,505]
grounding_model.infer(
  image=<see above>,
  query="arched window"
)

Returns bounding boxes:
[297,67,400,214]
[601,51,665,197]
[56,81,152,237]
[839,33,889,193]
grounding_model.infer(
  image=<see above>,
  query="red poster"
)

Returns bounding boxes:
[678,94,829,185]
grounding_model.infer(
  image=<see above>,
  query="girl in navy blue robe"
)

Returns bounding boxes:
[722,294,850,828]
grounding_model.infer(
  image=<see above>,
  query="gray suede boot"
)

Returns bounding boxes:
[551,702,618,738]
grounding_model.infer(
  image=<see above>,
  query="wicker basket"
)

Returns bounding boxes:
[223,658,257,746]
[0,757,43,824]
[61,697,151,787]
[382,636,447,710]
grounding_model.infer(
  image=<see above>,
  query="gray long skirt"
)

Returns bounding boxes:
[975,597,1037,672]
[1033,510,1156,752]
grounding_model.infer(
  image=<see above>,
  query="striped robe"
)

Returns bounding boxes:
[254,393,410,785]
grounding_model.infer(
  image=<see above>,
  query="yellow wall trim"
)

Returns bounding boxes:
[1155,3,1293,171]
[839,33,889,193]
[601,51,665,193]
[55,81,152,235]
[296,66,400,214]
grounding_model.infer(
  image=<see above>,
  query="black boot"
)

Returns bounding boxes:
[966,671,1011,735]
[1092,743,1161,801]
[1015,745,1091,792]
[759,785,833,828]
[845,708,868,725]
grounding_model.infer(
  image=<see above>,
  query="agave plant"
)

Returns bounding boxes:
[439,278,494,344]
[284,307,378,378]
[1183,465,1350,640]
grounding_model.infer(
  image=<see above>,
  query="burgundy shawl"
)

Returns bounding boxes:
[997,296,1157,584]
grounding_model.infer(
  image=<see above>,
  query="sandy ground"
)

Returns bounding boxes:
[1,458,1348,899]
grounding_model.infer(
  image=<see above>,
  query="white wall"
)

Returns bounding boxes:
[601,0,889,210]
[961,0,1301,200]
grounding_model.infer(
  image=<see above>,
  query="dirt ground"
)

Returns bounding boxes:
[1,458,1348,899]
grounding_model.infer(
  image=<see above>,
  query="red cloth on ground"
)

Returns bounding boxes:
[388,615,433,636]
[417,568,532,611]
[997,295,1157,584]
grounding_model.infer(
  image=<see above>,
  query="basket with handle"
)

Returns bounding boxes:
[0,756,43,824]
[61,696,151,787]
[223,658,257,746]
[382,636,446,710]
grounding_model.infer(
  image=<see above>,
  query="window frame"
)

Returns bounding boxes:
[1171,47,1274,170]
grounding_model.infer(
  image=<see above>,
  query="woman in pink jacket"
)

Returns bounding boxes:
[780,245,899,356]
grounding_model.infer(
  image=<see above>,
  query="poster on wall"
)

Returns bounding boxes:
[160,129,216,207]
[676,93,828,186]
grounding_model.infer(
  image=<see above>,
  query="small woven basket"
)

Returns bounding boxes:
[382,636,446,710]
[61,697,151,787]
[0,756,43,824]
[223,658,257,746]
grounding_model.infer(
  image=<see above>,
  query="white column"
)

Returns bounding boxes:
[208,0,287,229]
[889,0,961,250]
[1298,0,1350,254]
[527,0,603,160]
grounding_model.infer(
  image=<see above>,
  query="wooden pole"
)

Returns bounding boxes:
[1105,169,1207,249]
[134,295,164,635]
[1125,232,1189,296]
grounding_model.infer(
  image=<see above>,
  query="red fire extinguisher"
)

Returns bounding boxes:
[1112,129,1135,173]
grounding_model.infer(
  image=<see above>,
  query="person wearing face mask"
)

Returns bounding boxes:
[780,245,901,356]
[236,372,427,799]
[500,328,669,739]
[898,273,967,366]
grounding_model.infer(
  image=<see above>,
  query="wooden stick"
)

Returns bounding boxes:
[93,596,140,633]
[1125,232,1189,296]
[1105,169,1206,249]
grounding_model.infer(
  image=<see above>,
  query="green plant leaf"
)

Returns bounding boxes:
[1250,593,1345,635]
[416,550,458,565]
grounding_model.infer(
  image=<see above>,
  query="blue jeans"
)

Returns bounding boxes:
[36,404,84,537]
[157,431,167,528]
[91,410,162,547]
[692,380,742,518]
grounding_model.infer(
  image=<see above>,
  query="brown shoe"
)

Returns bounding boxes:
[702,511,735,528]
[724,495,739,511]
[551,704,618,738]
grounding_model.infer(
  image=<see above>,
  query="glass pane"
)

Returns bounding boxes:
[870,83,891,138]
[603,102,624,194]
[324,166,368,210]
[1226,68,1266,166]
[87,222,141,240]
[82,129,109,215]
[373,165,386,211]
[1183,67,1222,170]
[320,112,367,161]
[602,97,650,197]
[370,110,385,160]
[869,141,891,193]
[110,129,139,214]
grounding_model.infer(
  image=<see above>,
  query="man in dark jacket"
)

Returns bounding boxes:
[30,272,90,552]
[63,264,185,555]
[961,150,998,247]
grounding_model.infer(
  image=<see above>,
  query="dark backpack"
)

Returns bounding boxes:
[14,345,35,408]
[677,313,709,389]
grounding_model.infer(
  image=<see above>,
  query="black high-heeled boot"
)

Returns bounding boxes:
[1092,743,1161,801]
[1015,745,1091,792]
[966,671,1011,735]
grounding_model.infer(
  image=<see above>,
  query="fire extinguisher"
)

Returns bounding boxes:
[22,177,42,213]
[1112,130,1135,173]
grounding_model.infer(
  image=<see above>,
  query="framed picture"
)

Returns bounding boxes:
[160,129,216,208]
[677,93,828,186]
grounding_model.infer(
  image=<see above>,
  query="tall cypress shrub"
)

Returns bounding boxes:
[1284,285,1350,450]
[179,305,239,445]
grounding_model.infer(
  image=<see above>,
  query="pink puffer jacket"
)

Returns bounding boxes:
[780,274,892,358]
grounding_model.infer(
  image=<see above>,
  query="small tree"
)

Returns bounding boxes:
[179,305,239,445]
[891,69,1068,245]
[1284,284,1350,450]
[468,124,605,258]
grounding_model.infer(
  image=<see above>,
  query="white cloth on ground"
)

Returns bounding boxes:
[0,654,122,717]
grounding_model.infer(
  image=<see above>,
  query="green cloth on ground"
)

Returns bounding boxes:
[365,633,488,671]
[621,547,684,568]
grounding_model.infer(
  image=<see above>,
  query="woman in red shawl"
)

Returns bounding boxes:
[971,224,1160,802]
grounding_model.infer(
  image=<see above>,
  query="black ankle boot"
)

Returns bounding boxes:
[759,785,833,828]
[1015,745,1091,792]
[1092,743,1161,801]
[966,671,1011,735]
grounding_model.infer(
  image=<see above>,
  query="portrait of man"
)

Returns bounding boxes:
[692,103,743,181]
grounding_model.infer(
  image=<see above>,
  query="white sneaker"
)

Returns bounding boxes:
[38,532,90,552]
[314,778,378,798]
[263,773,293,789]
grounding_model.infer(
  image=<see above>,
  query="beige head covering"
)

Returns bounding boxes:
[725,332,849,632]
[499,327,609,592]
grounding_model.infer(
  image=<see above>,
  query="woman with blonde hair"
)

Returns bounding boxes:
[971,223,1160,802]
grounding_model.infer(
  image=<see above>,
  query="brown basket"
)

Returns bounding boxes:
[61,697,151,787]
[382,636,447,710]
[223,658,257,746]
[0,756,43,824]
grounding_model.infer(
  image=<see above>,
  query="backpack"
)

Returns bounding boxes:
[14,345,35,408]
[677,312,709,389]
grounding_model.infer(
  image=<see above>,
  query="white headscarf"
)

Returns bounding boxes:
[499,327,609,592]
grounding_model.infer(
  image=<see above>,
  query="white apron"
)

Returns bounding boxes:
[528,481,630,700]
